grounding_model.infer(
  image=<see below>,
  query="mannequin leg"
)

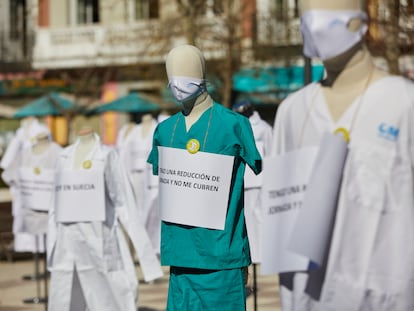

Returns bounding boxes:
[167,267,246,311]
[244,189,262,263]
[108,269,138,311]
[145,194,161,255]
[76,268,125,311]
[48,269,78,311]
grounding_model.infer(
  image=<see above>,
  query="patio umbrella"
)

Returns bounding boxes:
[13,92,75,118]
[92,93,160,114]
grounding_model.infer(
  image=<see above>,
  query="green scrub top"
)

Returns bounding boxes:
[148,102,262,270]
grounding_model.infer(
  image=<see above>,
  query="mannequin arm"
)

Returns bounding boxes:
[106,149,163,282]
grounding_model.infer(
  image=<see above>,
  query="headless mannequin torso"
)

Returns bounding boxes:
[301,0,389,122]
[166,45,213,131]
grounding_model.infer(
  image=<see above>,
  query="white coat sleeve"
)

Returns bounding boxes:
[1,152,21,186]
[47,191,57,270]
[263,121,274,157]
[0,136,22,170]
[46,156,61,271]
[408,96,414,170]
[271,102,288,156]
[106,150,163,282]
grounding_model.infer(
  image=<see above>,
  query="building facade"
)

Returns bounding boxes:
[3,0,413,144]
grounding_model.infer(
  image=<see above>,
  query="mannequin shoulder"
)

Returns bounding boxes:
[156,111,181,130]
[214,103,243,120]
[99,144,115,158]
[371,75,414,100]
[51,142,63,151]
[387,75,414,91]
[59,144,75,159]
[277,83,318,113]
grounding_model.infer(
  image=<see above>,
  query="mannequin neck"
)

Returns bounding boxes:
[184,93,213,131]
[21,117,36,128]
[32,135,50,155]
[78,131,96,148]
[74,129,97,168]
[323,45,376,90]
[141,114,154,138]
[321,46,388,122]
[124,122,136,138]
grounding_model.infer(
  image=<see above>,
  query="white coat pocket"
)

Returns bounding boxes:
[346,142,394,213]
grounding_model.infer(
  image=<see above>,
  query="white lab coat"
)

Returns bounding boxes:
[47,136,162,311]
[244,111,272,263]
[2,142,61,252]
[0,119,51,252]
[137,118,161,255]
[271,76,414,310]
[116,123,145,203]
[116,119,161,255]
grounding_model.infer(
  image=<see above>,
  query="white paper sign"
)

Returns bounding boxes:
[244,141,264,189]
[289,133,348,265]
[158,146,234,230]
[261,147,318,275]
[55,169,105,222]
[18,167,56,211]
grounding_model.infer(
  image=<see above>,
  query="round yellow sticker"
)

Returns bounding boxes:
[334,127,350,143]
[33,167,41,175]
[186,139,200,154]
[82,160,92,169]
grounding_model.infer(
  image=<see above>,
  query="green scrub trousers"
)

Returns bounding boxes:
[167,266,247,311]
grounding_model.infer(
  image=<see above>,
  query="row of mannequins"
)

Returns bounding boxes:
[0,116,164,310]
[2,0,414,309]
[0,96,272,310]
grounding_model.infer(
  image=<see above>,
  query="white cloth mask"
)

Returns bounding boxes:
[300,10,368,60]
[168,76,206,102]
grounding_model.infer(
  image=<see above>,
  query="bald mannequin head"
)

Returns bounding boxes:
[300,0,365,34]
[300,0,367,74]
[165,45,210,116]
[166,45,206,80]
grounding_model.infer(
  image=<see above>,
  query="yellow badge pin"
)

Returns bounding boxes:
[82,160,92,169]
[334,127,350,143]
[186,139,200,154]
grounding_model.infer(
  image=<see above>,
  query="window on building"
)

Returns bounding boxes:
[9,0,26,40]
[204,0,223,16]
[294,0,299,17]
[78,0,100,24]
[135,0,159,20]
[273,0,299,19]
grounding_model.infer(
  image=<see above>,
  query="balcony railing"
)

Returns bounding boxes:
[32,17,228,69]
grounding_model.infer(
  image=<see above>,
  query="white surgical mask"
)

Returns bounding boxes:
[168,76,206,102]
[300,10,368,61]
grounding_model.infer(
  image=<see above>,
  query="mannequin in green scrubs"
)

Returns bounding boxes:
[147,45,262,310]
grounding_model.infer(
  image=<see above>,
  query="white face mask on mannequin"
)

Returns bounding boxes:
[169,76,206,102]
[300,10,368,61]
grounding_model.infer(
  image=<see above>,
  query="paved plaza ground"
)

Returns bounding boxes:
[0,258,281,311]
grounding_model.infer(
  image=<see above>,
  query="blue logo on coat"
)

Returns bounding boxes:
[378,123,399,141]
